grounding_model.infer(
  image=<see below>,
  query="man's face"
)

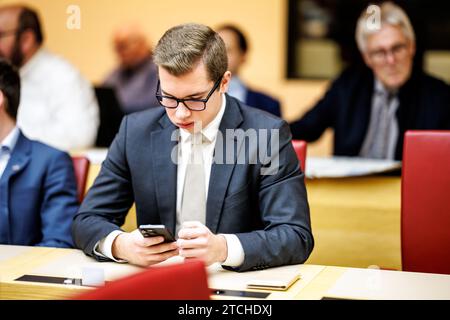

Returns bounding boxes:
[159,62,229,133]
[218,29,246,76]
[363,24,415,91]
[0,10,23,67]
[114,35,145,69]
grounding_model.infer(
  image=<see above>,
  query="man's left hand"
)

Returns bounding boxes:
[177,221,228,266]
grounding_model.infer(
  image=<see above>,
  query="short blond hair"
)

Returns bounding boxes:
[356,2,415,52]
[153,23,227,82]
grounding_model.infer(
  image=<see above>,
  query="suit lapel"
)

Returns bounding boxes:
[352,70,375,155]
[0,132,31,243]
[151,116,179,235]
[206,95,244,233]
[0,132,31,183]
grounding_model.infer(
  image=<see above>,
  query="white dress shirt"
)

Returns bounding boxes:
[18,48,99,151]
[96,94,245,267]
[0,127,20,178]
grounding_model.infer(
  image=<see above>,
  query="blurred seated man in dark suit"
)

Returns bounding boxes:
[217,24,282,118]
[103,23,159,114]
[0,59,78,247]
[290,2,450,160]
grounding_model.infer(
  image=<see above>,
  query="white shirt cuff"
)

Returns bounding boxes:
[221,234,245,267]
[94,230,127,263]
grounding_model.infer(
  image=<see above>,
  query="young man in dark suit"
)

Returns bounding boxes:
[0,59,78,247]
[290,2,450,160]
[72,23,313,272]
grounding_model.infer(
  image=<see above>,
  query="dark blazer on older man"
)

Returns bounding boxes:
[72,94,314,272]
[0,131,78,247]
[290,66,450,160]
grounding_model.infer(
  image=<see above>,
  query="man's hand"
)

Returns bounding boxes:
[112,229,179,267]
[177,221,228,266]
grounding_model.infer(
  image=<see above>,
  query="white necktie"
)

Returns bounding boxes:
[177,132,208,234]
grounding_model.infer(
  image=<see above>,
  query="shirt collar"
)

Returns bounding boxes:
[0,126,20,154]
[180,93,227,143]
[228,76,247,102]
[229,76,246,90]
[374,78,398,97]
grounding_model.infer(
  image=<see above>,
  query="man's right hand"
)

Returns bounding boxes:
[111,229,179,267]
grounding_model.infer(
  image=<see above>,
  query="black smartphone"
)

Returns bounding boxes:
[138,224,176,243]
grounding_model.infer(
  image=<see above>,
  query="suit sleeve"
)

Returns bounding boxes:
[231,121,314,272]
[72,117,134,260]
[36,151,79,248]
[289,79,340,142]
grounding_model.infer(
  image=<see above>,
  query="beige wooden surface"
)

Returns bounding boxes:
[305,176,402,270]
[296,266,450,300]
[325,267,450,300]
[1,246,449,300]
[0,246,323,300]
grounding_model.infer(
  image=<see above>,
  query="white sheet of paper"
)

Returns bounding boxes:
[305,156,402,179]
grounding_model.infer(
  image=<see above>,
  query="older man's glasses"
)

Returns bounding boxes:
[369,43,409,64]
[155,77,222,111]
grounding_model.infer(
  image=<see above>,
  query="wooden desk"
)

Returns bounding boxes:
[0,245,323,300]
[1,245,449,300]
[306,176,401,270]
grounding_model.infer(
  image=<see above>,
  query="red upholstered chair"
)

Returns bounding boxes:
[401,131,450,275]
[292,140,307,172]
[73,260,210,300]
[71,156,90,203]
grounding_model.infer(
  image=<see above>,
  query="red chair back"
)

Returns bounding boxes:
[71,156,90,203]
[292,140,307,172]
[74,260,210,300]
[401,131,450,274]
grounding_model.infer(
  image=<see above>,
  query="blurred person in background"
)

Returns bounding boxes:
[0,5,99,151]
[290,2,450,160]
[103,23,159,114]
[217,24,282,118]
[0,59,78,247]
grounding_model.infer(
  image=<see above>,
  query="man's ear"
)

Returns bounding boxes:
[0,91,4,111]
[240,52,248,66]
[362,51,373,69]
[410,41,416,58]
[220,71,232,93]
[19,29,38,54]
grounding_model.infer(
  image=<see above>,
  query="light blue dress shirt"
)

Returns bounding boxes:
[0,127,20,178]
[227,76,248,103]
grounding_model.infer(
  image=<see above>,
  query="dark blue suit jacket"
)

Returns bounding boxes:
[72,95,313,272]
[246,89,282,118]
[290,67,450,160]
[0,131,79,247]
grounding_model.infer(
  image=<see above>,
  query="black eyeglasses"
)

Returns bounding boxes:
[155,77,222,111]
